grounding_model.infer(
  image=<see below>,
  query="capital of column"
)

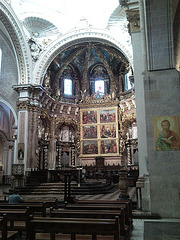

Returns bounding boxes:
[126,9,140,33]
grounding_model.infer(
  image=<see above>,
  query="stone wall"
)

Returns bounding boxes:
[140,0,180,217]
[145,69,180,217]
[0,33,18,110]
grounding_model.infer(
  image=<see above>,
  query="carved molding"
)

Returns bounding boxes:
[55,116,80,154]
[79,94,119,108]
[55,116,79,131]
[0,1,32,84]
[127,9,140,33]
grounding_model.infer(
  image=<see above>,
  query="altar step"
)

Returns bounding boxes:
[12,182,118,197]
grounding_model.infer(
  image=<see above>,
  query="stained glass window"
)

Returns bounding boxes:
[95,80,104,95]
[64,78,72,95]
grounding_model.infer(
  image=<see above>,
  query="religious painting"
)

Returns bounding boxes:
[80,107,119,156]
[100,140,117,154]
[82,110,97,124]
[83,140,98,155]
[100,109,116,123]
[153,116,180,151]
[83,126,97,139]
[100,124,116,138]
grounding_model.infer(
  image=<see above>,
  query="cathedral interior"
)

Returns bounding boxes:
[0,0,180,238]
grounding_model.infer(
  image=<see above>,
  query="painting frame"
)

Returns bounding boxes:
[81,110,97,124]
[82,140,99,155]
[153,115,180,151]
[100,124,117,138]
[100,108,116,123]
[100,139,119,155]
[80,106,119,157]
[82,125,97,139]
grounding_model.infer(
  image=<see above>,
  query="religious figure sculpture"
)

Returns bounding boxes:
[28,37,42,61]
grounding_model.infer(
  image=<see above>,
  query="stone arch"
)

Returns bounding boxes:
[55,117,80,152]
[55,116,79,139]
[33,29,133,85]
[0,98,17,126]
[0,0,32,84]
[0,99,17,178]
[0,130,11,179]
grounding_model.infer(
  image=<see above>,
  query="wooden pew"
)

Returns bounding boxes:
[0,202,46,217]
[76,199,133,227]
[65,203,131,230]
[50,208,126,238]
[0,208,30,233]
[24,199,59,209]
[0,215,19,240]
[76,199,132,217]
[28,216,120,240]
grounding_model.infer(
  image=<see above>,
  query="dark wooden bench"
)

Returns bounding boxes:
[76,199,132,217]
[50,208,126,238]
[0,203,46,216]
[65,203,131,230]
[0,208,30,233]
[76,199,133,227]
[0,215,19,240]
[24,199,59,209]
[1,197,59,209]
[28,216,120,240]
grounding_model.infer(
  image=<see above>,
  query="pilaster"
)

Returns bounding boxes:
[126,0,151,212]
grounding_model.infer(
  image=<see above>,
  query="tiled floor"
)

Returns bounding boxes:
[130,218,180,240]
[130,219,144,240]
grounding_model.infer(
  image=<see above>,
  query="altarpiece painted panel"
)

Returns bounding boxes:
[80,107,119,157]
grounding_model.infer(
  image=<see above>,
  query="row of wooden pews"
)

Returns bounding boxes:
[30,199,132,240]
[0,198,132,240]
[0,200,59,239]
[28,216,120,240]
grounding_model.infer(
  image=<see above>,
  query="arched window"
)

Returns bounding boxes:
[89,65,109,96]
[64,78,72,96]
[95,80,104,95]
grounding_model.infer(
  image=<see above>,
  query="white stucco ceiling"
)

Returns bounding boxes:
[11,0,120,31]
[9,0,132,52]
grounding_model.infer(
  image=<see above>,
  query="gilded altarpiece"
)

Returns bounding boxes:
[80,107,119,157]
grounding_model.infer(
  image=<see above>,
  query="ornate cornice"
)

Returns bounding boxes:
[55,116,79,130]
[16,100,41,111]
[79,97,119,108]
[0,1,32,84]
[17,100,30,110]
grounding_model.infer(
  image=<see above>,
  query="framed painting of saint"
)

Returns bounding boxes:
[153,115,180,151]
[100,124,116,138]
[82,110,97,124]
[100,109,116,123]
[83,140,98,155]
[82,126,97,139]
[100,140,117,154]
